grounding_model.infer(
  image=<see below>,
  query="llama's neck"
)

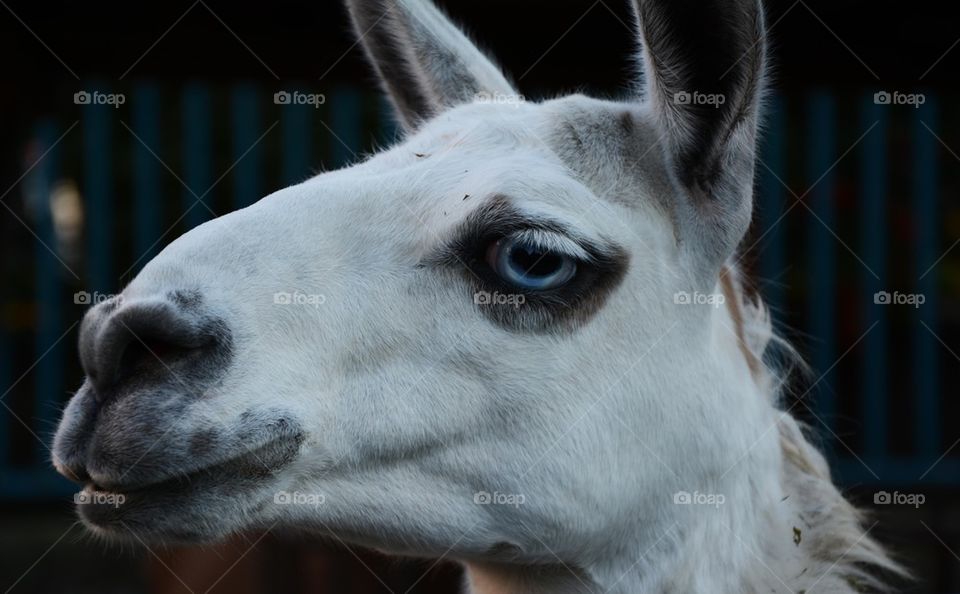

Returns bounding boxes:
[462,452,786,593]
[463,417,886,593]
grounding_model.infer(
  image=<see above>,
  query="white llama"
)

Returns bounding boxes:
[54,0,903,591]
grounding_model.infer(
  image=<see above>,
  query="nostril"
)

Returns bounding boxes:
[81,298,219,399]
[115,336,196,387]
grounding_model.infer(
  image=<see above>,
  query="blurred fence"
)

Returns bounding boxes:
[0,85,955,500]
[757,93,951,487]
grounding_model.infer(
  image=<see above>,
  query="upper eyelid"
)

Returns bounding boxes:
[507,229,592,261]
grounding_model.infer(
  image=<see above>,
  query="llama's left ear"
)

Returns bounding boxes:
[631,0,767,265]
[344,0,518,131]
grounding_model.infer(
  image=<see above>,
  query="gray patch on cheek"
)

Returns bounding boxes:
[236,409,302,446]
[168,289,204,311]
[188,428,220,459]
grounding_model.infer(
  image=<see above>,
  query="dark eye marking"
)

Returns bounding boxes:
[426,195,629,333]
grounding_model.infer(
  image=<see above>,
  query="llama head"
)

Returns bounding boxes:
[53,0,770,567]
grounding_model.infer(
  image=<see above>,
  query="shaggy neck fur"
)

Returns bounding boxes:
[463,264,900,594]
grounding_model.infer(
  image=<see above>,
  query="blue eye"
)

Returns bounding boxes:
[486,235,577,290]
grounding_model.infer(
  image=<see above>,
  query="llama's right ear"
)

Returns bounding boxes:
[344,0,517,131]
[630,0,767,266]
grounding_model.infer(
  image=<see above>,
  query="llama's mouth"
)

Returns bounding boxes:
[74,432,303,540]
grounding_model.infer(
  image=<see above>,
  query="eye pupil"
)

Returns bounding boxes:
[508,244,562,279]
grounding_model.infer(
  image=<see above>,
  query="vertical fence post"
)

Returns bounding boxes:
[378,96,401,148]
[84,84,113,293]
[913,96,939,461]
[805,92,837,436]
[182,84,213,229]
[133,83,162,268]
[281,90,312,185]
[32,120,64,462]
[0,284,8,466]
[230,84,262,211]
[860,94,888,461]
[757,94,787,316]
[329,86,362,168]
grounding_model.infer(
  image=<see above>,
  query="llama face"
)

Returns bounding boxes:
[53,0,768,564]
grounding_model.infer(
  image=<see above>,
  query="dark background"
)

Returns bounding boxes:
[1,0,958,592]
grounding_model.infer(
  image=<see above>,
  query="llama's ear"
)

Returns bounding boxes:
[344,0,517,131]
[631,0,767,264]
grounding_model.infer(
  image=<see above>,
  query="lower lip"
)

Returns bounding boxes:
[74,433,303,535]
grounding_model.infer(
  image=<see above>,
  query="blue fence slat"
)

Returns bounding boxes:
[0,310,8,465]
[838,458,959,486]
[281,96,312,185]
[860,95,888,460]
[757,94,787,315]
[378,96,401,147]
[805,92,838,433]
[32,120,64,462]
[913,97,940,460]
[83,88,113,293]
[230,84,262,210]
[133,83,162,266]
[329,86,363,168]
[182,85,213,229]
